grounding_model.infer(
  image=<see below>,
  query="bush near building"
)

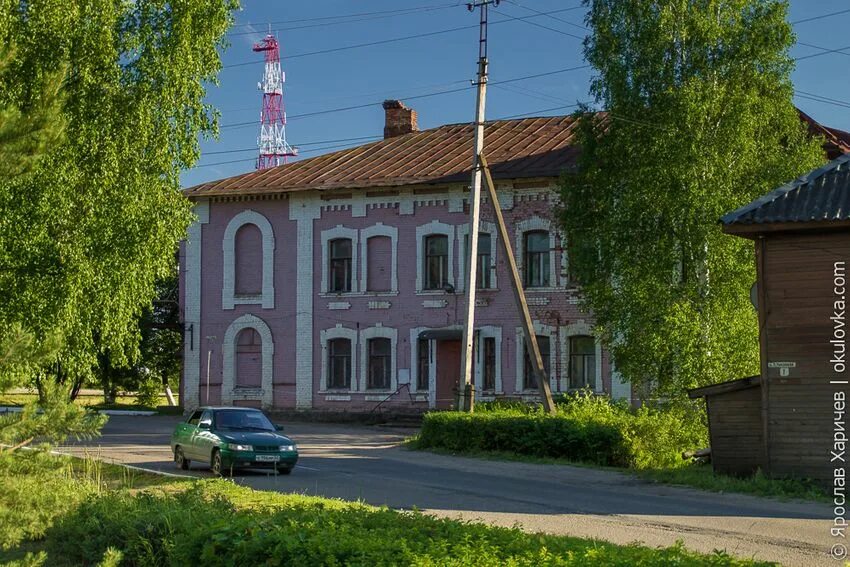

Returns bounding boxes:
[416,392,708,470]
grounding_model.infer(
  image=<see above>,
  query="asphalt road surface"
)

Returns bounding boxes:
[60,415,837,566]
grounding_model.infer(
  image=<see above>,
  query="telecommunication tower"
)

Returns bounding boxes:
[253,33,297,169]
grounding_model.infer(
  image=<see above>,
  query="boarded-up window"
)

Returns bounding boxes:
[367,236,392,292]
[235,223,263,295]
[235,328,262,388]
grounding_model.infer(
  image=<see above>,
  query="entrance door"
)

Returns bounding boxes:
[435,340,461,409]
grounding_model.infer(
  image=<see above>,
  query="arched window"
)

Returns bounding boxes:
[523,334,551,390]
[327,338,352,389]
[328,238,353,293]
[235,328,262,388]
[524,230,550,288]
[569,335,596,390]
[367,337,392,390]
[234,223,263,295]
[424,234,449,290]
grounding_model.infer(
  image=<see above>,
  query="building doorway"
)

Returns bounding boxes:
[435,339,461,409]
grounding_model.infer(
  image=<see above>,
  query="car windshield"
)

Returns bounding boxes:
[214,410,275,432]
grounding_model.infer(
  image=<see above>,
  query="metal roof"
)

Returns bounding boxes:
[184,116,585,198]
[721,154,850,227]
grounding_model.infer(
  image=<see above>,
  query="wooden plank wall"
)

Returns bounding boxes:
[763,230,850,480]
[707,386,764,476]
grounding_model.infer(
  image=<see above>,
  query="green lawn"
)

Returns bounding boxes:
[0,393,180,413]
[0,451,775,566]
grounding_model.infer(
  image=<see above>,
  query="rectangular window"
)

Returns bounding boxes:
[417,338,430,392]
[464,232,492,289]
[424,235,449,290]
[366,235,392,292]
[569,336,596,390]
[368,337,391,390]
[327,338,351,389]
[329,238,352,293]
[482,336,496,391]
[524,231,550,288]
[523,335,550,390]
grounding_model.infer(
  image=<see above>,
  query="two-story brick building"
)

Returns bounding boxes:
[179,101,631,412]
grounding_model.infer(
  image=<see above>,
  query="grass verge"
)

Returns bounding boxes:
[0,451,775,566]
[0,393,179,413]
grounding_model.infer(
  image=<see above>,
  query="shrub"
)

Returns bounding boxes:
[417,392,708,470]
[135,377,162,408]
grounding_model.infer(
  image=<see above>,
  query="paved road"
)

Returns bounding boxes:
[60,415,838,566]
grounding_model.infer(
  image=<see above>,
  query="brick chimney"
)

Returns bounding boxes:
[382,100,418,139]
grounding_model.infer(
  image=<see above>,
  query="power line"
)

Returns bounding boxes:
[791,7,850,25]
[795,41,850,61]
[218,64,590,130]
[193,138,383,169]
[229,3,460,30]
[201,135,383,156]
[227,4,458,37]
[221,7,585,69]
[502,0,588,31]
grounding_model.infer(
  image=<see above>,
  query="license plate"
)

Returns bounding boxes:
[256,455,280,462]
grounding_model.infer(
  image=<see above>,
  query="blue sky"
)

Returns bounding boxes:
[182,0,850,188]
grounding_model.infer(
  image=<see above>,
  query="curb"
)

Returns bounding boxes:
[0,406,156,416]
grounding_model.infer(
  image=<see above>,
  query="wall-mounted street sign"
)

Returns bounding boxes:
[768,361,796,377]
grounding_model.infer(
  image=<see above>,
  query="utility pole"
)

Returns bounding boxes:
[459,0,498,412]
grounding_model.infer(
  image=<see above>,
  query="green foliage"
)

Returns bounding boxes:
[418,393,708,469]
[0,464,759,566]
[134,376,163,408]
[0,0,237,394]
[558,0,825,398]
[0,381,107,450]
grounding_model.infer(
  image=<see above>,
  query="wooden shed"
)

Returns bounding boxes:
[691,154,850,481]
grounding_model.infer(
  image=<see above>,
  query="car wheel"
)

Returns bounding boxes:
[174,446,190,471]
[211,449,225,477]
[276,465,292,475]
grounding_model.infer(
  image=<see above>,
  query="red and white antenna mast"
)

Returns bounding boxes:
[253,32,297,169]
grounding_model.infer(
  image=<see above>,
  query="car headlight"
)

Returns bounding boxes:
[279,444,296,452]
[227,443,253,451]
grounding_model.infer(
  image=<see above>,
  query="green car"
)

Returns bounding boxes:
[171,407,298,476]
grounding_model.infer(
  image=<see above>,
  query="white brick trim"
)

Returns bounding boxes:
[359,325,397,392]
[222,313,274,408]
[320,225,359,294]
[290,194,320,409]
[416,221,455,292]
[561,321,602,393]
[319,325,358,391]
[475,325,502,394]
[457,221,498,291]
[222,209,275,310]
[515,217,558,290]
[182,201,209,412]
[360,223,398,293]
[515,322,557,393]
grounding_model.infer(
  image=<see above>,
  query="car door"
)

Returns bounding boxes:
[175,410,203,459]
[192,409,216,463]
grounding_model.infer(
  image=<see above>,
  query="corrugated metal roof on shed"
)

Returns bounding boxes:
[184,116,586,198]
[721,154,850,226]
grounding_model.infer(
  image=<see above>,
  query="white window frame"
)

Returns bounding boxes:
[321,225,359,295]
[475,325,502,394]
[320,325,358,392]
[457,221,498,291]
[560,322,603,393]
[222,210,275,310]
[409,327,437,408]
[515,217,560,291]
[515,322,557,393]
[222,313,274,407]
[360,223,398,294]
[359,325,398,393]
[416,221,455,293]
